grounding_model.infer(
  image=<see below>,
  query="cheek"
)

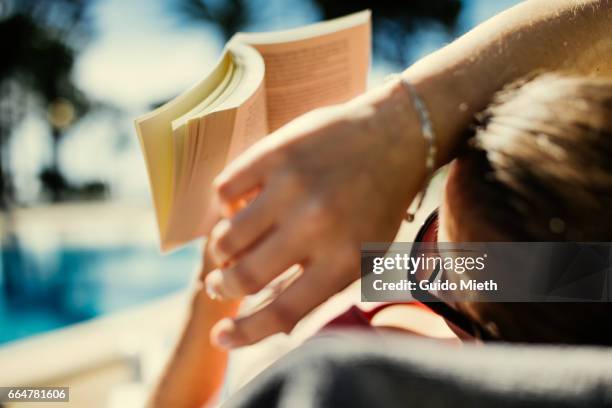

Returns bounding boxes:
[438,209,455,242]
[440,160,507,243]
[438,202,452,242]
[439,194,466,242]
[439,162,462,243]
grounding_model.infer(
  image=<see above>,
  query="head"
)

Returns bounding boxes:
[438,73,612,345]
[441,73,612,243]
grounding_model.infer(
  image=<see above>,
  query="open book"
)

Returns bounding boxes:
[135,10,371,252]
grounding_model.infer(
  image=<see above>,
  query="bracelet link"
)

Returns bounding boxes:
[385,73,437,222]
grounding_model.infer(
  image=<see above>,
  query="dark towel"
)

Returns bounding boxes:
[224,331,612,408]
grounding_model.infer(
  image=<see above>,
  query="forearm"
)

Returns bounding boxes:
[404,0,612,163]
[147,285,239,408]
[148,242,241,408]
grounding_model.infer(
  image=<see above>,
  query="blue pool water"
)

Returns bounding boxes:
[0,244,199,345]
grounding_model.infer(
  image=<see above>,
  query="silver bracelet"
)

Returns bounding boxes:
[386,74,437,222]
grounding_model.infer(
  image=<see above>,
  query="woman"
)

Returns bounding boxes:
[150,72,612,407]
[205,0,612,348]
[147,1,612,406]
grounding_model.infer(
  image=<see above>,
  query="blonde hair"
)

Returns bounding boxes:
[451,74,612,345]
[456,73,612,241]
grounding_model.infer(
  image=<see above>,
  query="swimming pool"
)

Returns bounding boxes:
[0,243,199,345]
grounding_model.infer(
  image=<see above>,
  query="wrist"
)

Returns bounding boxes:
[357,78,426,159]
[400,67,459,166]
[348,79,430,211]
[402,45,507,166]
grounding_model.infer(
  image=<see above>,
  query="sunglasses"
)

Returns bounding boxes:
[409,208,494,341]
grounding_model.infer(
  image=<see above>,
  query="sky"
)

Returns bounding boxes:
[75,0,223,110]
[9,0,521,204]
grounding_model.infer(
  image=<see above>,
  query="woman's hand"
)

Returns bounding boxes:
[205,81,427,348]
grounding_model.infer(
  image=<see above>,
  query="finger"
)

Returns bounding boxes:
[209,188,279,266]
[214,145,279,204]
[197,240,217,283]
[205,227,304,299]
[210,261,351,348]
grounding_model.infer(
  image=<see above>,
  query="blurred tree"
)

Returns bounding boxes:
[171,0,462,67]
[313,0,462,67]
[173,0,248,39]
[0,0,97,299]
[0,0,93,208]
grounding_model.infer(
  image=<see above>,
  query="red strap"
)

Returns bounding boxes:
[321,302,435,331]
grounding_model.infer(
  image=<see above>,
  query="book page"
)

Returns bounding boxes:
[198,80,268,239]
[161,44,267,251]
[163,108,236,250]
[134,52,232,241]
[163,82,267,250]
[225,80,268,162]
[220,42,269,162]
[237,11,370,130]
